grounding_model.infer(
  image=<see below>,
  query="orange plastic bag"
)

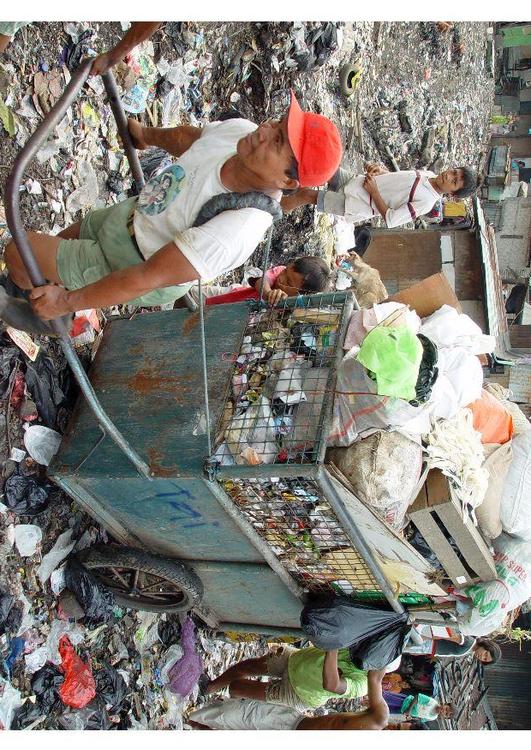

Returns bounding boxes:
[467,389,514,445]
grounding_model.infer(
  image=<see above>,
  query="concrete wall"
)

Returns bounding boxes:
[495,196,531,278]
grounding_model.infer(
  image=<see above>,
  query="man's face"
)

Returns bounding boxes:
[474,646,493,664]
[236,115,299,192]
[436,168,465,195]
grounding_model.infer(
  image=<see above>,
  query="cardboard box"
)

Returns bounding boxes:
[389,273,462,318]
[409,469,496,586]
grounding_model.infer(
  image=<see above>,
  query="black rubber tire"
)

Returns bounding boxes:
[339,62,361,97]
[79,544,204,613]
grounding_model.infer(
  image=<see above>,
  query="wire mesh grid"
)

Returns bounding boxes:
[214,294,347,467]
[221,475,381,596]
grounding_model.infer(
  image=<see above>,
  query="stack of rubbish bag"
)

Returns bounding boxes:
[215,302,342,466]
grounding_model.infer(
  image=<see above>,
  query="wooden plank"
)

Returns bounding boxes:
[410,509,472,586]
[436,503,497,581]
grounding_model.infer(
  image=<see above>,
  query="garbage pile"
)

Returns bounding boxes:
[215,300,344,467]
[324,297,530,638]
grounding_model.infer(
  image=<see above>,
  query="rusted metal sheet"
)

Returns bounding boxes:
[52,305,247,479]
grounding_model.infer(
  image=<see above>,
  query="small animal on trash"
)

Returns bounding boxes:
[345,251,387,307]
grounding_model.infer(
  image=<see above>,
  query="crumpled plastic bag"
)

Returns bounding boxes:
[167,617,202,697]
[0,589,23,636]
[94,662,127,714]
[420,304,495,355]
[58,635,96,709]
[0,676,23,730]
[64,557,115,625]
[226,396,278,465]
[38,529,76,584]
[14,523,42,556]
[3,469,53,516]
[23,351,70,430]
[31,663,64,710]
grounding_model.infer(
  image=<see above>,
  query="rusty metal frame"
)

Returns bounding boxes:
[4,59,150,478]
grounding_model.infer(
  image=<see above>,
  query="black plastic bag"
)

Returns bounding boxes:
[0,589,22,637]
[158,618,181,648]
[64,558,115,625]
[31,664,64,711]
[348,619,411,671]
[301,595,411,668]
[11,699,45,729]
[0,342,19,398]
[94,663,127,715]
[24,353,68,429]
[3,469,52,516]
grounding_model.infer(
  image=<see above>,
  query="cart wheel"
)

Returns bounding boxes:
[339,61,362,97]
[79,545,203,613]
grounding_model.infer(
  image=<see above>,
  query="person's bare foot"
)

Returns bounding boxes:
[127,118,148,150]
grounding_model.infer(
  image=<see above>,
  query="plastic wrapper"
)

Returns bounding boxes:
[64,557,115,624]
[45,619,85,665]
[226,396,278,465]
[58,635,96,709]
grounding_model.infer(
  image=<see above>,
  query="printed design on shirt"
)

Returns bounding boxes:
[137,164,186,216]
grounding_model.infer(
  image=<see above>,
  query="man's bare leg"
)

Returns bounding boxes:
[228,679,268,701]
[206,656,269,694]
[4,232,63,289]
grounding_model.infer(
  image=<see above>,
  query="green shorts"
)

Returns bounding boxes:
[56,197,191,307]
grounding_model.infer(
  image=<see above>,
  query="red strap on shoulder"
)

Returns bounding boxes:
[407,170,421,221]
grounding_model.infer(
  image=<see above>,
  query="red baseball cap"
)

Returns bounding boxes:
[287,90,343,188]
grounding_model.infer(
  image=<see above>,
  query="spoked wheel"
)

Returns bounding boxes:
[79,545,203,613]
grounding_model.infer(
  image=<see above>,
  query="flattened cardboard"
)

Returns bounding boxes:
[389,272,462,318]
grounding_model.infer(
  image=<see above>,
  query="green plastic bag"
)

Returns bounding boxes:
[357,326,422,401]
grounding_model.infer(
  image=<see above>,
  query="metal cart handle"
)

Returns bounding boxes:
[5,58,151,478]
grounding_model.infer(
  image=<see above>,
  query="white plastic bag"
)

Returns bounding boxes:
[499,431,531,540]
[37,529,75,584]
[456,533,531,636]
[420,305,495,354]
[0,677,23,730]
[226,396,278,464]
[14,524,42,557]
[45,619,85,665]
[23,425,62,466]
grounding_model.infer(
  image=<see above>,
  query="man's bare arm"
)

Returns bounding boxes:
[322,650,347,694]
[91,22,162,75]
[29,242,199,319]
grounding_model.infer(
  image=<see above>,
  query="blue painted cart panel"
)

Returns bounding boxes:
[192,561,303,628]
[68,476,263,562]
